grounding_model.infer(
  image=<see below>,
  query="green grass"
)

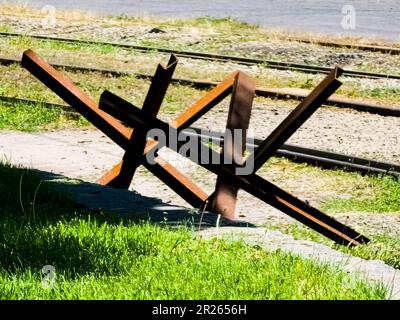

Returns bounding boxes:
[261,157,400,214]
[172,16,260,30]
[322,174,400,213]
[344,80,400,102]
[0,23,12,33]
[369,87,400,99]
[7,36,121,56]
[0,100,87,131]
[0,163,387,299]
[0,61,208,109]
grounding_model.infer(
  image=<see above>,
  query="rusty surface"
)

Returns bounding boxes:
[97,70,254,219]
[23,49,369,246]
[22,50,208,207]
[96,78,211,208]
[99,88,369,247]
[21,49,132,149]
[98,66,242,202]
[172,72,237,128]
[100,55,178,188]
[144,157,209,208]
[211,71,255,219]
[253,67,343,171]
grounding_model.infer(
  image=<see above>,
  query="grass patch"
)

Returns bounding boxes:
[0,64,207,122]
[0,163,386,299]
[7,36,121,56]
[182,16,259,30]
[261,157,400,214]
[0,100,87,131]
[322,175,400,213]
[369,87,400,99]
[0,23,12,33]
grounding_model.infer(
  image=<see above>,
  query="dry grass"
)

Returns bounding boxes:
[0,3,98,22]
[2,3,399,48]
[264,26,400,48]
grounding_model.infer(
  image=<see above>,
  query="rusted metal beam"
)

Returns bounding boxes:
[23,49,370,246]
[21,49,208,208]
[211,71,255,219]
[205,67,342,219]
[97,70,242,203]
[96,71,248,219]
[21,49,132,149]
[97,69,247,207]
[99,55,178,188]
[253,67,344,171]
[99,89,369,246]
[171,72,237,128]
[93,81,210,207]
[246,174,368,246]
[143,157,208,208]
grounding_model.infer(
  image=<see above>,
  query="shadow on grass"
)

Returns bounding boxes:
[0,163,255,277]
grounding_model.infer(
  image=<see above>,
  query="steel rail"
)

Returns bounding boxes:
[1,31,400,80]
[186,127,400,178]
[0,17,399,55]
[291,37,400,55]
[1,57,399,117]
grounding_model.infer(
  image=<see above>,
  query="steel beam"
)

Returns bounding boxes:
[171,72,237,128]
[22,49,370,246]
[253,67,344,171]
[21,49,132,149]
[99,55,178,188]
[97,71,251,219]
[211,72,255,219]
[21,50,208,208]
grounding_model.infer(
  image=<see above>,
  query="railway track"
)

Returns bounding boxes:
[1,31,400,81]
[1,56,399,117]
[1,94,399,178]
[1,12,399,55]
[291,38,400,55]
[1,19,398,177]
[187,127,400,178]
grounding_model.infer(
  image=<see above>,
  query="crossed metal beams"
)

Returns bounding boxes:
[99,88,369,247]
[21,49,369,246]
[22,49,208,208]
[22,49,254,217]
